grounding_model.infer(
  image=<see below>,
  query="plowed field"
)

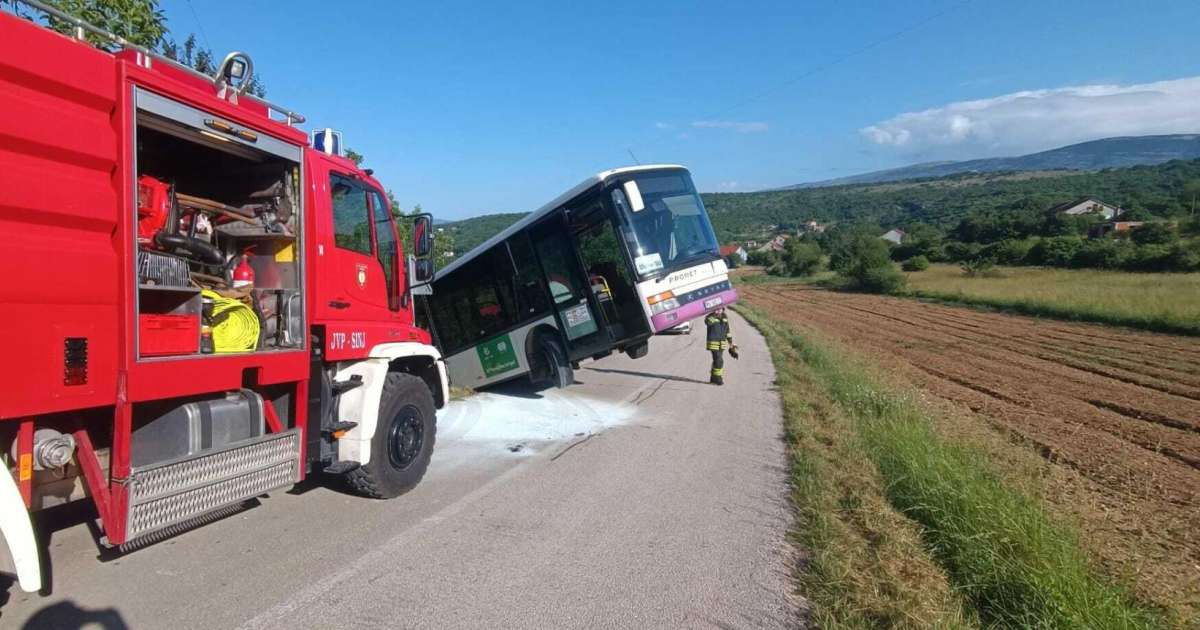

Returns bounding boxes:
[742,284,1200,615]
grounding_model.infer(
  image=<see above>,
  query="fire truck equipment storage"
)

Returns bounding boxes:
[1,0,446,595]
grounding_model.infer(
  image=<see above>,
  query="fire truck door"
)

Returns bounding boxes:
[325,173,391,319]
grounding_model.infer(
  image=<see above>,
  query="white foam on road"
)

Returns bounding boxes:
[436,386,639,452]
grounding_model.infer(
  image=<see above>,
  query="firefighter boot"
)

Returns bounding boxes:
[710,367,725,385]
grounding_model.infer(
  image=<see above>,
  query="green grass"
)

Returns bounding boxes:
[905,264,1200,335]
[737,304,1166,629]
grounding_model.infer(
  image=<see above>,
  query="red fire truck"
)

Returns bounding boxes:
[0,2,448,593]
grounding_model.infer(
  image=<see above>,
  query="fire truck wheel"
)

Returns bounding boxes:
[346,372,437,499]
[540,336,574,389]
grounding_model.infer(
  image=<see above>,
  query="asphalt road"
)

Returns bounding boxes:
[2,312,798,629]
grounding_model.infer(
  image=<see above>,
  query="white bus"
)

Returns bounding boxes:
[427,165,737,388]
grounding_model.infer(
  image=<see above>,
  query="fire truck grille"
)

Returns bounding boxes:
[125,429,301,540]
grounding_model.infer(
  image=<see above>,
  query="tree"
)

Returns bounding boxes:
[36,0,167,49]
[387,192,455,269]
[825,223,883,272]
[745,249,776,267]
[836,234,905,294]
[781,240,822,277]
[345,149,365,167]
[891,222,943,260]
[901,256,930,272]
[20,1,268,96]
[1030,236,1084,267]
[160,32,267,96]
[1131,222,1176,246]
[1182,179,1200,217]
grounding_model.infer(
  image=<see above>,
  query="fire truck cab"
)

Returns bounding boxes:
[0,2,446,592]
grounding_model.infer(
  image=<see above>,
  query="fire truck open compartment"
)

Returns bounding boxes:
[133,89,304,359]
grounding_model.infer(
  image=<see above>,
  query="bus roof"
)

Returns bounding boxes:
[436,164,686,278]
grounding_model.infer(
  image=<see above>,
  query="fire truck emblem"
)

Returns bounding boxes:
[356,263,367,288]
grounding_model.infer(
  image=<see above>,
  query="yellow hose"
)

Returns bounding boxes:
[202,290,259,352]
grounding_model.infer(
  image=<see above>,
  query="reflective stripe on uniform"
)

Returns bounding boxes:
[706,341,730,350]
[711,367,724,376]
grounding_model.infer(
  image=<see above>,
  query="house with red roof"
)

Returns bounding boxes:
[719,244,748,263]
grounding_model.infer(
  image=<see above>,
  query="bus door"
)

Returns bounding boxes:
[530,216,607,359]
[570,200,648,344]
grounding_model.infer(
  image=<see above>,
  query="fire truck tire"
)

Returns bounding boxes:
[345,372,437,499]
[540,336,574,389]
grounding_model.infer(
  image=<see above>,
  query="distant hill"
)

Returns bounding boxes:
[440,212,526,253]
[437,154,1200,258]
[780,135,1200,189]
[705,158,1200,240]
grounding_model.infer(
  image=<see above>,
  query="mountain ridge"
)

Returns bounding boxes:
[775,134,1200,190]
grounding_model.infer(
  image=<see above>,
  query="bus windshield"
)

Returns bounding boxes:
[611,172,719,278]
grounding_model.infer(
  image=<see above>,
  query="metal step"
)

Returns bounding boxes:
[331,375,363,395]
[322,460,360,475]
[125,429,301,541]
[323,420,357,436]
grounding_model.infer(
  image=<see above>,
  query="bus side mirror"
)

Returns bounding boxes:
[413,214,434,259]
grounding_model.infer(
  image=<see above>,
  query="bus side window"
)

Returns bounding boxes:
[506,235,548,316]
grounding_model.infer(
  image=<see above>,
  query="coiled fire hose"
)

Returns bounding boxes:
[201,289,260,352]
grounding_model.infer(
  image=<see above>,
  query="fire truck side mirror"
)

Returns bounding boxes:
[413,259,434,284]
[413,214,434,259]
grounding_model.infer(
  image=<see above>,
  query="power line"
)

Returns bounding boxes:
[700,0,973,122]
[184,0,213,52]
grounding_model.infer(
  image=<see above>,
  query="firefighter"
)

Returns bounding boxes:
[704,307,738,385]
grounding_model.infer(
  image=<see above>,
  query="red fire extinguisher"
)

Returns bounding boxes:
[232,250,255,289]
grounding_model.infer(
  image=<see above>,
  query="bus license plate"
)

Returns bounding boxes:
[704,297,723,309]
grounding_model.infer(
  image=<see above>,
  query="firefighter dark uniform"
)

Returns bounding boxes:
[705,309,738,385]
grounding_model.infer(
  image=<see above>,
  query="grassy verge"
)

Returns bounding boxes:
[905,265,1200,336]
[737,304,1165,629]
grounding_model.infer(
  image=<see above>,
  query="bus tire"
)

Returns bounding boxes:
[539,336,574,388]
[345,372,437,499]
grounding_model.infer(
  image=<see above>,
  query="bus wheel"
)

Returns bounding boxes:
[539,336,574,388]
[346,372,437,499]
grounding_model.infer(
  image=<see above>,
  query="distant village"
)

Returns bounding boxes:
[718,196,1156,266]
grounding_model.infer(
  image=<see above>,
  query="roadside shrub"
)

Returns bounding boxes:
[746,249,777,267]
[782,240,823,277]
[1168,241,1200,271]
[923,243,949,262]
[859,265,907,294]
[943,241,983,263]
[1124,244,1173,272]
[1030,236,1084,267]
[725,255,740,269]
[1131,222,1176,245]
[901,256,930,272]
[835,235,907,294]
[960,258,997,277]
[1070,239,1129,269]
[994,238,1037,265]
[1181,215,1200,237]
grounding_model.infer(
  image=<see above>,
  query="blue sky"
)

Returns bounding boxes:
[158,0,1200,220]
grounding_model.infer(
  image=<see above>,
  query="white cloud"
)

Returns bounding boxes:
[692,120,769,133]
[718,181,739,190]
[676,132,691,140]
[861,76,1200,157]
[654,121,672,129]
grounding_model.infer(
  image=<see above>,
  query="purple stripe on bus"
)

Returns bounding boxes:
[650,288,739,332]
